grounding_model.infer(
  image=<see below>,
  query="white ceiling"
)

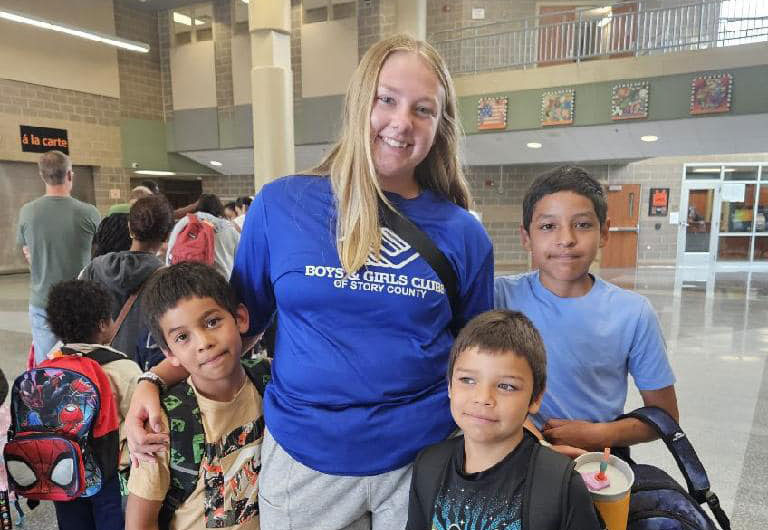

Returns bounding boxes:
[176,113,768,175]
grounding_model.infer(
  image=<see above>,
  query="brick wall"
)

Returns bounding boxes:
[291,0,303,117]
[201,174,255,198]
[114,0,163,121]
[214,0,235,125]
[158,11,174,120]
[358,0,397,59]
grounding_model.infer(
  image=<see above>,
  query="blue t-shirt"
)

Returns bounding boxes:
[494,271,675,427]
[231,176,494,475]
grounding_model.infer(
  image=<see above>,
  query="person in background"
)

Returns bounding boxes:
[16,150,101,364]
[233,196,252,231]
[166,193,240,279]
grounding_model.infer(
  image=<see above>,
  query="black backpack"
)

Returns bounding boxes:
[618,407,731,530]
[413,436,580,530]
[157,357,271,530]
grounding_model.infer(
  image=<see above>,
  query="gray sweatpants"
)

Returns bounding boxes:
[259,429,412,530]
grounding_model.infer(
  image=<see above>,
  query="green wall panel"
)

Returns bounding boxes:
[460,65,768,134]
[121,119,169,170]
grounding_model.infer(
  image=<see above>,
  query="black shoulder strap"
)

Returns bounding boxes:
[158,381,205,530]
[523,443,574,530]
[379,200,459,317]
[83,347,127,366]
[619,406,731,530]
[241,357,272,396]
[414,438,457,524]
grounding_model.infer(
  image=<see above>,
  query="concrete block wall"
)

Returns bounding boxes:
[358,0,397,59]
[0,78,126,213]
[201,174,255,198]
[114,0,163,121]
[214,0,235,124]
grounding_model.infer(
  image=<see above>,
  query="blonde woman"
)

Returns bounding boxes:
[126,34,493,530]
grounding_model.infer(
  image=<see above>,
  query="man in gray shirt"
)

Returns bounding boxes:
[16,150,101,363]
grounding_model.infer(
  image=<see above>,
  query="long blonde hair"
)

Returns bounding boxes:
[313,34,471,274]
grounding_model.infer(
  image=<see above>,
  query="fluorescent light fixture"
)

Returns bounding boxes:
[209,160,223,166]
[0,9,149,53]
[241,0,249,3]
[134,170,176,176]
[640,135,658,142]
[598,16,611,28]
[692,168,721,173]
[526,142,543,149]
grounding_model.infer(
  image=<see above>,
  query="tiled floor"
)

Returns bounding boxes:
[0,268,766,529]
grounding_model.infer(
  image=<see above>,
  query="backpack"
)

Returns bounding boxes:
[413,435,578,530]
[617,407,731,530]
[170,213,216,266]
[4,347,122,501]
[158,357,271,530]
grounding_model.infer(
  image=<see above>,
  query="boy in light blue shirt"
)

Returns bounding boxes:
[495,166,677,457]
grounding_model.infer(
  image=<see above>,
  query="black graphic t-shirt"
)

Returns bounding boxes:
[407,431,602,530]
[431,434,533,530]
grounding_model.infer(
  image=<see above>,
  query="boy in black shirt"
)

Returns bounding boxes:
[407,310,601,530]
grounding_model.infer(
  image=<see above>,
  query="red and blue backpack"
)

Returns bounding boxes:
[4,347,121,501]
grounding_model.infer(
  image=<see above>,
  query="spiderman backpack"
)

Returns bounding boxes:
[4,347,121,501]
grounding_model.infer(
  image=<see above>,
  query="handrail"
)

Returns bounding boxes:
[429,0,768,75]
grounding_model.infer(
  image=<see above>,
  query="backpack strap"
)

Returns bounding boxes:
[108,293,139,347]
[378,200,459,322]
[619,406,731,530]
[523,443,573,530]
[413,438,457,524]
[83,347,127,366]
[158,382,205,530]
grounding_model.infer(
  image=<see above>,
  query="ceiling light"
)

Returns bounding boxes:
[134,170,176,176]
[598,17,611,28]
[241,0,249,4]
[209,160,223,166]
[640,135,658,142]
[692,168,721,173]
[173,12,192,25]
[0,9,149,53]
[526,142,542,149]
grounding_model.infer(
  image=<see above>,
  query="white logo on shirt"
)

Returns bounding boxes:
[365,228,420,270]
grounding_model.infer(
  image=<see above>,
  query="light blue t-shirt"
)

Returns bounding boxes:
[231,176,494,475]
[494,271,675,427]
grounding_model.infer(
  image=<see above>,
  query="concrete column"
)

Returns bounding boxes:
[396,0,426,40]
[249,0,294,191]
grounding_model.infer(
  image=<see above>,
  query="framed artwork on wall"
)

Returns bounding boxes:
[649,187,669,216]
[690,73,732,115]
[541,89,574,126]
[476,97,508,130]
[611,82,649,120]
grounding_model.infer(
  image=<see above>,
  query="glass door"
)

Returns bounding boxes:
[677,180,720,271]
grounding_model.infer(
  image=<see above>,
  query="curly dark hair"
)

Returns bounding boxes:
[142,262,238,350]
[196,194,224,218]
[47,280,114,344]
[235,196,252,210]
[129,195,174,243]
[92,213,131,258]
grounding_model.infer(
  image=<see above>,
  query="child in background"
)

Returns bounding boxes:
[45,280,139,529]
[407,310,600,530]
[126,262,268,530]
[495,166,678,457]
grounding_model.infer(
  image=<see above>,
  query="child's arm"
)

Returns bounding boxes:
[125,359,189,464]
[125,494,162,530]
[541,385,678,450]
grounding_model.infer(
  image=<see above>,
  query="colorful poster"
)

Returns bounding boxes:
[476,97,508,130]
[611,82,649,120]
[541,90,574,126]
[690,73,732,115]
[649,187,669,216]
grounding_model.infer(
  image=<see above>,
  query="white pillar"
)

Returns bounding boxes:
[249,0,294,191]
[396,0,426,40]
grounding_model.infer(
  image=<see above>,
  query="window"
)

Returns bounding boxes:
[172,4,214,45]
